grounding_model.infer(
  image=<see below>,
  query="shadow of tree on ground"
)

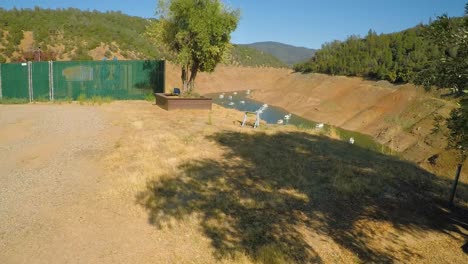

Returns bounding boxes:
[137,131,468,263]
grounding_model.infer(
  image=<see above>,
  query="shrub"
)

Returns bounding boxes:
[77,93,87,105]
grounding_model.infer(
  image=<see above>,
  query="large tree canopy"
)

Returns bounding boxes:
[147,0,239,93]
[416,4,468,162]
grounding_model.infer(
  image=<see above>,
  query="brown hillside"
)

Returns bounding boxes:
[166,63,466,179]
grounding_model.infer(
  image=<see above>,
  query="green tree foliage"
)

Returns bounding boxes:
[416,6,468,163]
[147,0,239,93]
[294,27,441,83]
[244,41,316,65]
[415,15,467,96]
[447,99,468,161]
[0,7,162,60]
[228,44,287,68]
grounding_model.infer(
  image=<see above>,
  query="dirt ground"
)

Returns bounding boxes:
[1,102,467,264]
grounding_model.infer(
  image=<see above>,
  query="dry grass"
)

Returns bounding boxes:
[101,101,468,264]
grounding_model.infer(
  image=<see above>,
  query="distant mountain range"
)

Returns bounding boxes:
[241,41,316,65]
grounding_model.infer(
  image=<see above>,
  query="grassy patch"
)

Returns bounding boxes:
[34,95,49,102]
[144,93,155,102]
[0,97,29,104]
[255,244,295,264]
[384,115,415,131]
[180,91,201,98]
[145,93,155,102]
[77,94,113,105]
[77,93,87,105]
[206,111,213,125]
[102,103,465,263]
[136,129,467,263]
[90,95,113,105]
[54,96,73,104]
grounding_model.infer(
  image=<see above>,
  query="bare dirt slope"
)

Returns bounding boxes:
[166,63,466,179]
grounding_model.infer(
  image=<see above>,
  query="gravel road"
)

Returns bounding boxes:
[0,103,164,264]
[0,104,115,262]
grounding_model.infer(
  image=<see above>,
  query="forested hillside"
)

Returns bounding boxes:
[229,44,286,67]
[293,19,465,83]
[244,41,316,65]
[0,7,160,61]
[0,7,282,67]
[294,9,467,166]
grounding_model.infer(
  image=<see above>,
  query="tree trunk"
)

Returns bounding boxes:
[187,62,199,93]
[181,64,189,93]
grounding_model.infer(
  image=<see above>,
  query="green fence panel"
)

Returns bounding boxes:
[52,60,165,100]
[32,62,50,101]
[1,63,29,99]
[0,60,165,101]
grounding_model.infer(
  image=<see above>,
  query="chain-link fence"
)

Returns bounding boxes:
[0,60,165,101]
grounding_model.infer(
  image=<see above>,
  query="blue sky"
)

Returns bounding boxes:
[1,0,466,49]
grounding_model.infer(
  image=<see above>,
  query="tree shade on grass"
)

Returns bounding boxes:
[137,130,468,263]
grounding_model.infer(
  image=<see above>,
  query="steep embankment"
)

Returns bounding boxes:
[166,63,466,178]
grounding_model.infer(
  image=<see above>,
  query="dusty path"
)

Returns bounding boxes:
[0,104,157,264]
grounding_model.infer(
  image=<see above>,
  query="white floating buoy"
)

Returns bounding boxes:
[262,104,268,108]
[277,119,284,125]
[240,100,245,104]
[246,89,251,95]
[219,94,224,99]
[228,102,235,106]
[284,113,292,120]
[233,92,238,95]
[315,123,324,129]
[228,95,233,100]
[349,137,355,144]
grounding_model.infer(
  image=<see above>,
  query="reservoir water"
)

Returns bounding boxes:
[207,90,392,154]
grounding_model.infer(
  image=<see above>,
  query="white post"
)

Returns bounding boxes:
[48,61,54,101]
[52,61,54,100]
[254,111,260,128]
[48,61,51,101]
[28,61,33,102]
[0,63,2,100]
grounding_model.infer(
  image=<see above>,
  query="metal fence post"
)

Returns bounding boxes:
[449,163,463,207]
[0,63,2,100]
[48,61,54,101]
[28,61,33,102]
[48,61,51,101]
[52,61,54,100]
